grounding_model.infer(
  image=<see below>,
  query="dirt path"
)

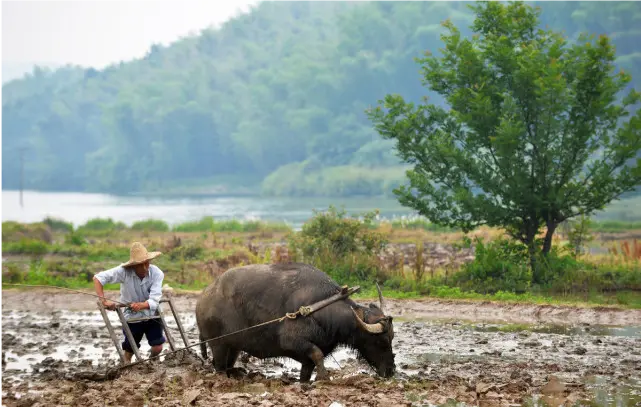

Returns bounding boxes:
[2,289,640,407]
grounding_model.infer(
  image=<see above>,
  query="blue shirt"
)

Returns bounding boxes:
[94,264,164,322]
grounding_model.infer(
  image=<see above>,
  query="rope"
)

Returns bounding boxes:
[4,282,357,375]
[298,306,313,316]
[3,282,305,369]
[113,309,302,370]
[3,283,131,307]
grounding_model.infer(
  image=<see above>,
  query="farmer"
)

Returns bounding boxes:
[93,241,166,364]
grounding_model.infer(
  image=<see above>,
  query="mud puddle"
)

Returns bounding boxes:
[3,312,641,406]
[2,291,641,406]
[461,322,641,338]
[1,309,368,389]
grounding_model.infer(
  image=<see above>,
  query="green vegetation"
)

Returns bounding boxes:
[3,208,640,308]
[590,220,641,233]
[172,216,291,233]
[130,219,170,232]
[77,218,128,236]
[3,2,641,198]
[288,206,389,284]
[368,1,641,286]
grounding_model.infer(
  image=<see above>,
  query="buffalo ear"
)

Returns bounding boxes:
[369,303,380,310]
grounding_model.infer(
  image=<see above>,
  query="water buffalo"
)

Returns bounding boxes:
[195,262,396,382]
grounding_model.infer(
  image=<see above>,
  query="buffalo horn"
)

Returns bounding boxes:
[375,282,385,312]
[351,307,384,334]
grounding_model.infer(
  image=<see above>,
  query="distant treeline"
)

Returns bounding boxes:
[3,2,641,197]
[3,212,641,243]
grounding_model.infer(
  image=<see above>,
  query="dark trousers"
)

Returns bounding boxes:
[121,320,166,353]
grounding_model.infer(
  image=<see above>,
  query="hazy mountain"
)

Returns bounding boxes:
[2,61,62,83]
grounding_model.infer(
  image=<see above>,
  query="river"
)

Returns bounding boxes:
[1,190,416,229]
[4,190,639,230]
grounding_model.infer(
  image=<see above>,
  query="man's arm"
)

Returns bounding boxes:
[93,266,125,310]
[146,267,164,313]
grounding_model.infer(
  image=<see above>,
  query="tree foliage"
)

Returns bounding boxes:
[367,1,641,274]
[3,1,641,197]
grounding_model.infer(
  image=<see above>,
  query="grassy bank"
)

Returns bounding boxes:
[2,209,641,309]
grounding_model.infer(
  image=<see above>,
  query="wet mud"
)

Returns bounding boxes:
[2,290,640,407]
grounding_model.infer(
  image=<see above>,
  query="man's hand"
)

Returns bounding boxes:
[102,300,117,311]
[130,301,149,312]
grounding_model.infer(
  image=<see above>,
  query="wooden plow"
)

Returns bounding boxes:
[96,298,191,365]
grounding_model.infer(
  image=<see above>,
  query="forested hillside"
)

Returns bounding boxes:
[3,1,641,197]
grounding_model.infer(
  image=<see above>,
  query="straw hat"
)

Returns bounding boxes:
[121,242,162,267]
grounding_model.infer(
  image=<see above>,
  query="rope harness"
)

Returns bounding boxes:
[3,283,362,372]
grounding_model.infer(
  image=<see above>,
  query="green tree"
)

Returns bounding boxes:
[367,1,641,280]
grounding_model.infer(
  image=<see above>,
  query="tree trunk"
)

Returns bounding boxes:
[523,221,541,284]
[542,221,557,256]
[525,235,538,279]
[528,243,537,275]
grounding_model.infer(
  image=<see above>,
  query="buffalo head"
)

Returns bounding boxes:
[350,283,395,378]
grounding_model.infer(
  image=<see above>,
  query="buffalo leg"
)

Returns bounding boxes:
[297,345,329,383]
[280,331,330,382]
[212,346,245,378]
[300,362,315,382]
[199,333,207,360]
[308,346,330,381]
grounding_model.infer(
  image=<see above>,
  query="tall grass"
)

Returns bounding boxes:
[288,206,389,285]
[387,218,458,232]
[591,221,641,232]
[608,239,641,261]
[43,217,73,233]
[77,218,127,236]
[3,212,641,309]
[172,216,291,233]
[131,219,170,232]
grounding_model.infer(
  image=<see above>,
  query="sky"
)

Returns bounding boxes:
[2,0,259,70]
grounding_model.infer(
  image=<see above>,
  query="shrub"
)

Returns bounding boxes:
[591,220,641,232]
[173,216,215,232]
[168,244,205,261]
[77,218,127,235]
[2,221,53,244]
[449,235,641,295]
[2,239,50,257]
[450,238,532,294]
[131,219,170,232]
[173,217,291,233]
[566,215,594,257]
[64,231,87,246]
[43,217,74,233]
[390,218,458,232]
[537,253,641,293]
[288,206,388,284]
[2,263,26,283]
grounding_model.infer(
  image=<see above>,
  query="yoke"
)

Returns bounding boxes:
[96,298,190,365]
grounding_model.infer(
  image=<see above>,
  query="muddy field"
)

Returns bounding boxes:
[2,290,641,407]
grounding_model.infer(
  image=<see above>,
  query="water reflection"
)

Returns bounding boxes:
[520,377,641,407]
[471,323,641,338]
[585,376,641,407]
